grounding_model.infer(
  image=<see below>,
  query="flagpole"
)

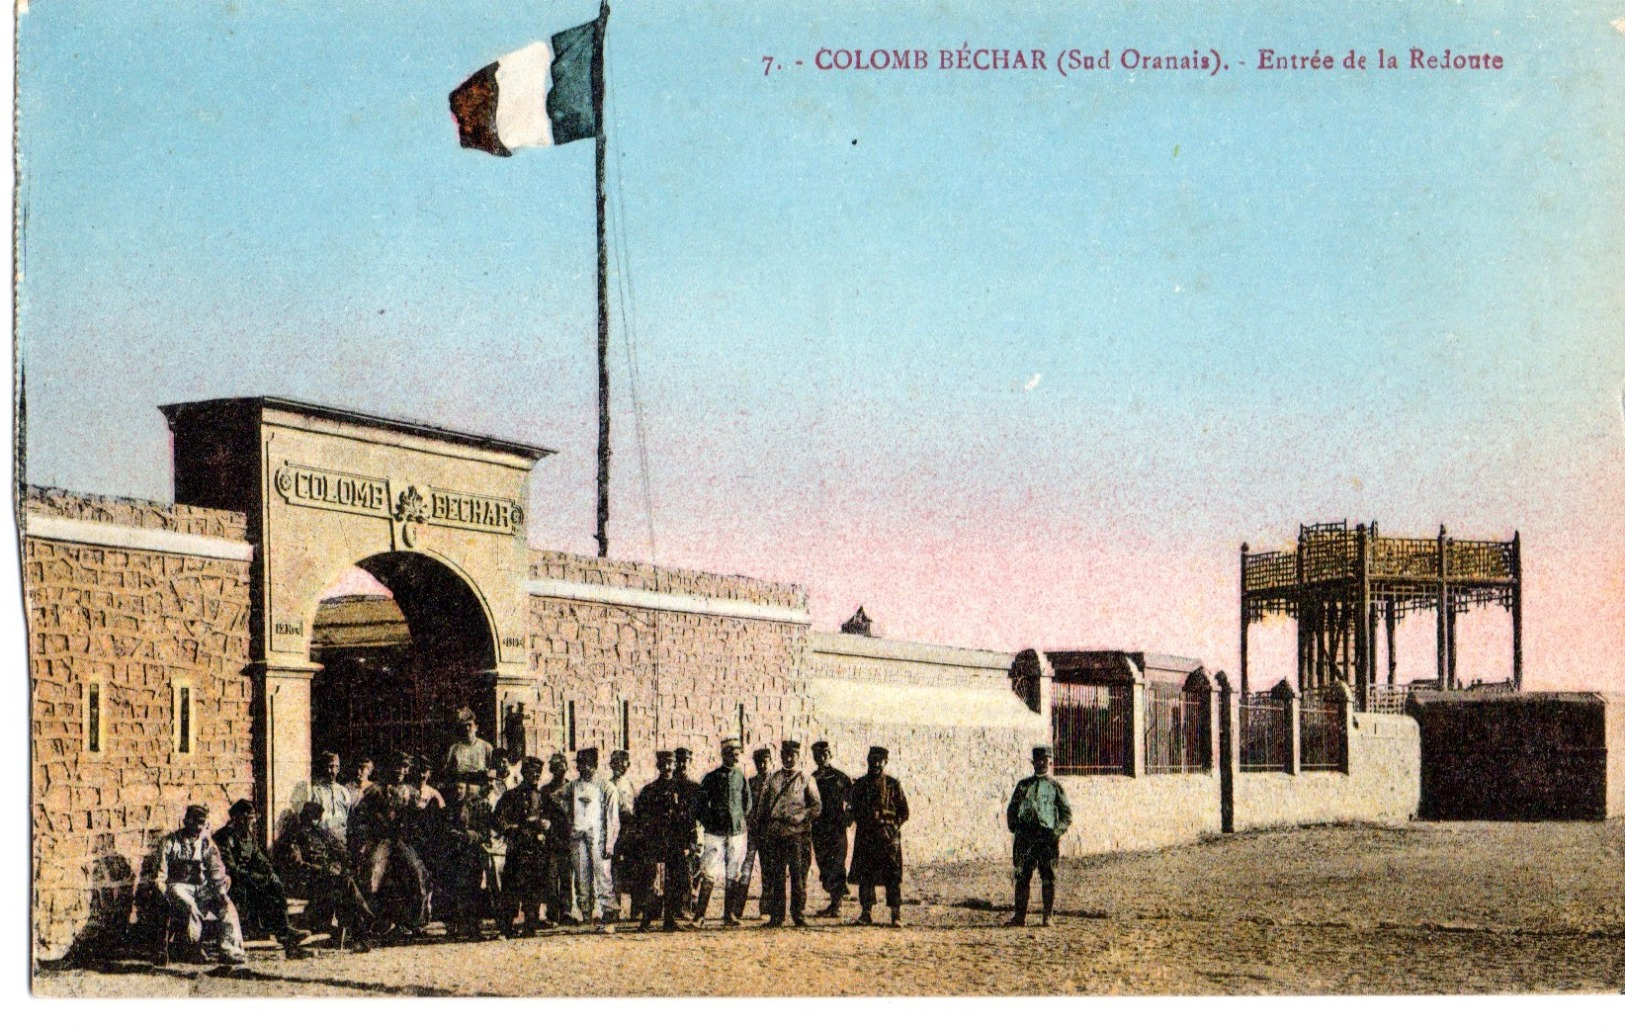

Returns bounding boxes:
[593,0,612,557]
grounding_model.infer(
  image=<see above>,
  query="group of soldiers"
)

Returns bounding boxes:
[148,707,1074,964]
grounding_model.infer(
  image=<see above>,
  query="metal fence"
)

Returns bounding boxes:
[1299,695,1347,772]
[1240,694,1289,772]
[1365,686,1412,715]
[1145,686,1210,773]
[1052,682,1132,775]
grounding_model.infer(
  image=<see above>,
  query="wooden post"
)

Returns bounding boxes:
[1340,602,1352,693]
[1239,544,1250,697]
[1216,671,1237,833]
[1385,599,1397,689]
[1128,677,1147,778]
[1511,531,1523,690]
[1295,526,1307,694]
[1333,681,1353,774]
[1443,526,1456,686]
[592,1,612,557]
[1272,679,1300,776]
[1446,604,1458,689]
[1355,525,1370,713]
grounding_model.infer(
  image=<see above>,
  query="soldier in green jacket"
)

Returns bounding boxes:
[1005,745,1071,927]
[213,799,312,956]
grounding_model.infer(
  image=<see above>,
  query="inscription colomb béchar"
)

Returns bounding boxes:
[273,462,524,536]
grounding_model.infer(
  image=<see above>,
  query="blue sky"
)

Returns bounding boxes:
[16,1,1625,686]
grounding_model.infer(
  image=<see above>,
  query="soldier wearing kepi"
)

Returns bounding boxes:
[442,707,496,796]
[493,756,553,937]
[566,747,621,932]
[1005,745,1072,927]
[695,737,754,927]
[273,801,375,952]
[810,740,853,918]
[635,750,695,932]
[154,804,247,965]
[671,746,703,915]
[847,746,910,927]
[213,799,312,957]
[607,749,642,920]
[753,739,821,927]
[741,745,774,918]
[541,752,578,925]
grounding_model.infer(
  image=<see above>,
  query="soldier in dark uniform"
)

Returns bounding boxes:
[273,801,375,951]
[810,740,853,918]
[608,748,644,921]
[635,750,696,932]
[847,746,910,927]
[671,746,703,915]
[742,745,774,919]
[541,752,579,924]
[428,780,495,940]
[494,755,554,936]
[1005,745,1072,927]
[213,799,311,957]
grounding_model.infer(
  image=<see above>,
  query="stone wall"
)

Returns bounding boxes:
[804,632,1047,861]
[24,484,1434,960]
[522,549,814,764]
[1059,775,1223,855]
[529,550,805,607]
[1232,712,1420,831]
[26,486,246,537]
[25,488,255,961]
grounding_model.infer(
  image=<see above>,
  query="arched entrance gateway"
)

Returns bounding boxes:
[310,553,498,769]
[160,397,552,834]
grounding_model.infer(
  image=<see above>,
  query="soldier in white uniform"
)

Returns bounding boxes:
[154,804,246,964]
[294,751,355,845]
[566,747,621,932]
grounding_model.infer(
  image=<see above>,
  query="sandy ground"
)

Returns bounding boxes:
[34,820,1625,997]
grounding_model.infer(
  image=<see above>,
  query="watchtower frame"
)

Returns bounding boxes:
[1240,521,1522,712]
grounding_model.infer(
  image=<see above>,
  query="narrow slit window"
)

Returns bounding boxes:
[619,699,630,751]
[177,685,192,754]
[737,702,746,745]
[565,699,577,752]
[86,681,102,754]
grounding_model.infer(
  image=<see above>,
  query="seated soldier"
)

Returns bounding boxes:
[213,799,311,958]
[153,804,246,965]
[273,801,375,952]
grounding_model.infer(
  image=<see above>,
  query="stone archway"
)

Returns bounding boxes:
[309,552,499,775]
[161,397,551,835]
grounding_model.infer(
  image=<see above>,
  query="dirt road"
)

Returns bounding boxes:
[35,820,1625,996]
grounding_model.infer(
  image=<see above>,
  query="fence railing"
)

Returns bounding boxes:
[1240,694,1289,772]
[1145,686,1210,773]
[1052,682,1132,775]
[1299,695,1347,772]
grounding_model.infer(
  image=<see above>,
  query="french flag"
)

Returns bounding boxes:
[450,21,599,157]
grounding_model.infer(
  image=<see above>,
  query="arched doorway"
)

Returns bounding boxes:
[309,552,498,772]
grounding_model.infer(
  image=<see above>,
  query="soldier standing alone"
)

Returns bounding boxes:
[847,746,909,927]
[1005,745,1071,927]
